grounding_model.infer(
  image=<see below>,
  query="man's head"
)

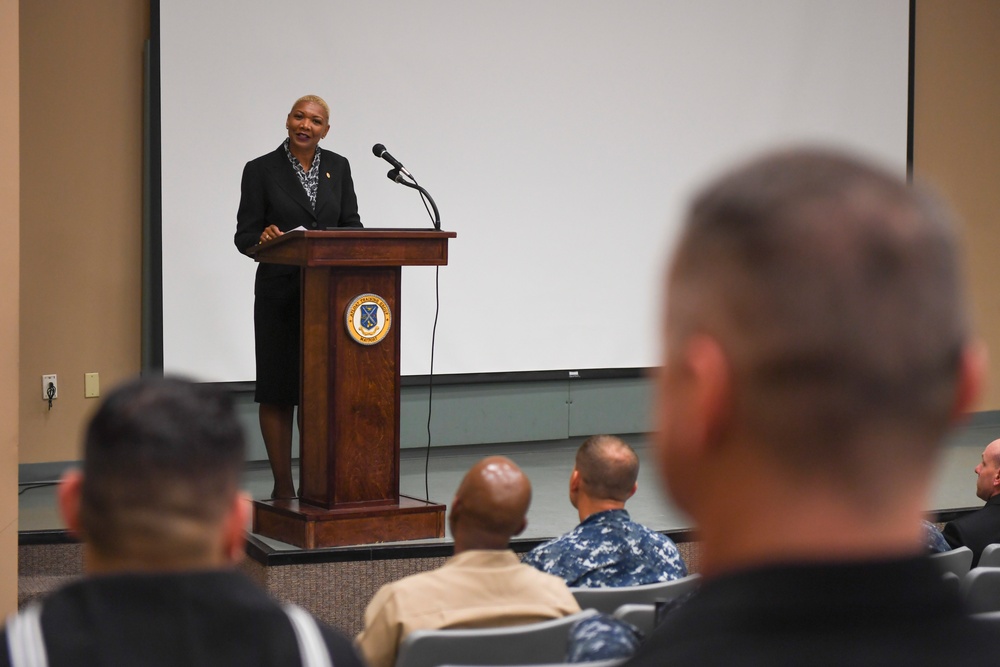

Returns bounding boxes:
[974,440,1000,502]
[59,376,249,573]
[657,147,982,532]
[449,456,532,552]
[570,435,639,517]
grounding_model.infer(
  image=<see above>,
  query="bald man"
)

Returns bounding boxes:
[943,439,1000,566]
[355,456,580,667]
[523,435,687,587]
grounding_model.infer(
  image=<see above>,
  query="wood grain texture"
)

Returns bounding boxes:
[252,231,452,546]
[252,496,445,549]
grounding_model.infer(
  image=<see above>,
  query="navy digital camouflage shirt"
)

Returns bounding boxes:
[521,509,688,587]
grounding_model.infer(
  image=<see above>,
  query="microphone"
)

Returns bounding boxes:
[372,143,412,178]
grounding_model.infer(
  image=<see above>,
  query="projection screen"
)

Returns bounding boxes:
[159,1,910,382]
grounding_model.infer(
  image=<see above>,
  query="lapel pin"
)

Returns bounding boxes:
[326,172,331,179]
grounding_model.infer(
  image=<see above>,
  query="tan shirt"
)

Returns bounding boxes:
[355,549,581,667]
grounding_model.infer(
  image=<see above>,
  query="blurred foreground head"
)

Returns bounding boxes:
[61,376,248,572]
[656,147,983,562]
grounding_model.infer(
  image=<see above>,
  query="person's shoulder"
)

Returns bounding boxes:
[526,523,599,562]
[246,145,284,166]
[529,527,583,553]
[369,562,450,604]
[514,563,582,608]
[515,559,581,595]
[320,148,350,167]
[242,147,285,181]
[639,523,681,548]
[950,503,1000,531]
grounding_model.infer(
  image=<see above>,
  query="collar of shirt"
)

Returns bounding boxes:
[579,508,631,528]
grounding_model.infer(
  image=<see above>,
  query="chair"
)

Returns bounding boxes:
[611,603,656,636]
[941,571,961,595]
[961,567,1000,614]
[970,610,1000,632]
[930,546,973,578]
[978,543,1000,568]
[395,609,599,667]
[569,573,702,615]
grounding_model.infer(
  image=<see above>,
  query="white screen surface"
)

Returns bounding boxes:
[160,1,910,382]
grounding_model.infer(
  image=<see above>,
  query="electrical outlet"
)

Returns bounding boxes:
[42,374,58,400]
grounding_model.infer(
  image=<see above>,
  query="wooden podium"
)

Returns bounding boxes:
[249,229,456,549]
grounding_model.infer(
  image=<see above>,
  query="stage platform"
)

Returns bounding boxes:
[16,432,992,635]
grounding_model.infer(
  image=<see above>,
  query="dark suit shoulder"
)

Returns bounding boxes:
[943,501,1000,564]
[319,147,348,162]
[241,145,286,174]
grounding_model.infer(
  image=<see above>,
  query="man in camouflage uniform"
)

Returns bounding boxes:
[522,435,687,587]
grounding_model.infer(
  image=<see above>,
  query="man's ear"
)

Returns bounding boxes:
[953,340,987,421]
[57,469,84,538]
[569,469,581,493]
[447,495,462,536]
[626,482,638,501]
[685,334,733,452]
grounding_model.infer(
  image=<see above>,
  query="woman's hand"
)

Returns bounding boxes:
[259,225,283,244]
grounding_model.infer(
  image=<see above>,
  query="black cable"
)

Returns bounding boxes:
[18,481,59,495]
[385,163,443,500]
[425,265,441,501]
[398,169,442,501]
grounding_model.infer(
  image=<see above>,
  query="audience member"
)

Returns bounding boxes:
[924,520,951,554]
[627,147,1000,666]
[1,377,363,667]
[522,435,687,586]
[943,438,1000,566]
[356,456,580,667]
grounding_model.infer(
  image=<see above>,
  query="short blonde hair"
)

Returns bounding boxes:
[290,94,330,122]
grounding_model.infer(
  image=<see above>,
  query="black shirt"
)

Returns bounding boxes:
[627,556,1000,667]
[1,570,364,667]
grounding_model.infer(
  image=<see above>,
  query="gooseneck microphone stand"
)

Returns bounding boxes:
[386,168,440,230]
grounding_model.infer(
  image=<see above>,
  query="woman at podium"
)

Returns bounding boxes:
[234,94,363,499]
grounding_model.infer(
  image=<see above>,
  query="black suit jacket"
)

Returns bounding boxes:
[235,144,362,298]
[943,494,1000,567]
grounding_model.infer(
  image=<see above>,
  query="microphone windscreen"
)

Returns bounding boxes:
[372,143,386,157]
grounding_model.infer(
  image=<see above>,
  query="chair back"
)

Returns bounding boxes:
[395,609,599,667]
[569,574,702,615]
[941,571,961,595]
[978,543,1000,568]
[930,546,973,578]
[962,567,1000,614]
[610,604,656,636]
[970,610,1000,632]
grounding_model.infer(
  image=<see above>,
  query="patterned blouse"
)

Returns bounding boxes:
[282,138,321,210]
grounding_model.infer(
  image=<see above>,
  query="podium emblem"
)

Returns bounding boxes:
[346,293,392,345]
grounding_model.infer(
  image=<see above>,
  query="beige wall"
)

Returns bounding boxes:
[2,0,20,616]
[11,1,1000,476]
[913,0,1000,410]
[19,0,147,464]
